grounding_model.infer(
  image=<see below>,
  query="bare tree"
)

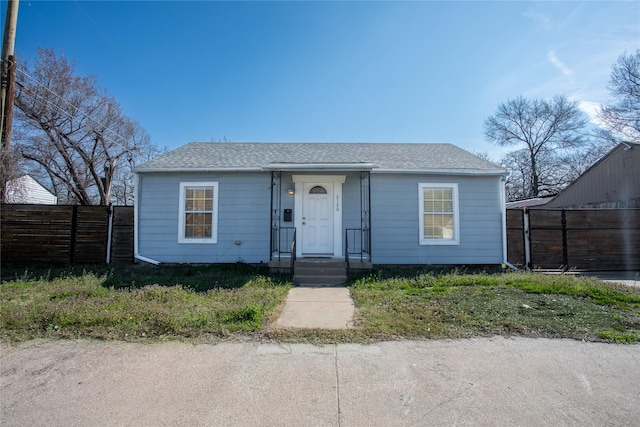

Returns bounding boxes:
[13,48,155,205]
[0,145,25,202]
[110,144,166,205]
[499,149,530,201]
[484,95,588,199]
[599,50,640,142]
[499,147,570,201]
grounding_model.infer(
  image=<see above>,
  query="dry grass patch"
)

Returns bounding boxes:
[1,265,291,342]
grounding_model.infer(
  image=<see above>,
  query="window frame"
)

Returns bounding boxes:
[418,183,460,245]
[178,182,219,244]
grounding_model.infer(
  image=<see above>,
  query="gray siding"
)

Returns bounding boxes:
[547,144,640,208]
[137,172,271,263]
[137,171,504,265]
[370,174,503,264]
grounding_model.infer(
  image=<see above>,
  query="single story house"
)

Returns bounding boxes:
[3,175,58,204]
[133,142,508,271]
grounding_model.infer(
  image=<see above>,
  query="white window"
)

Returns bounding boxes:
[178,182,218,244]
[419,183,459,245]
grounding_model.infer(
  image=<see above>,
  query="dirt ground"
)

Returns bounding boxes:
[2,336,639,426]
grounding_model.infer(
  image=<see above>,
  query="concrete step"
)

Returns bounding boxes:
[294,259,347,286]
[295,265,346,275]
[294,274,348,286]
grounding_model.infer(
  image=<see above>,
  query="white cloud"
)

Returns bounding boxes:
[547,50,573,77]
[577,100,604,126]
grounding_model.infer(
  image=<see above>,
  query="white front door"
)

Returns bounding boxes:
[293,175,345,258]
[302,183,333,255]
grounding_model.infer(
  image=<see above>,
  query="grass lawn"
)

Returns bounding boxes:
[0,264,292,342]
[2,265,639,343]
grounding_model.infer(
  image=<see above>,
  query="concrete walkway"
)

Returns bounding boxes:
[2,338,639,426]
[276,286,355,329]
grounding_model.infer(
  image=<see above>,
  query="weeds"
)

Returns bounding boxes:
[1,266,639,344]
[349,270,640,343]
[0,265,291,341]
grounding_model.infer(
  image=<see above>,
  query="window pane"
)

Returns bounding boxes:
[424,188,434,199]
[423,213,454,240]
[423,215,432,239]
[442,215,454,239]
[424,186,453,214]
[185,213,212,238]
[193,199,205,211]
[181,183,217,243]
[433,214,444,238]
[422,184,455,241]
[309,186,327,194]
[185,186,213,213]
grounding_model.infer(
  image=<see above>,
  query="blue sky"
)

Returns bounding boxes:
[5,1,640,160]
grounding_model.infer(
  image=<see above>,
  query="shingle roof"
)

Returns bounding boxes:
[135,142,505,174]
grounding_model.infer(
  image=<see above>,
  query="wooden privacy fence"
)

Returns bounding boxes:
[507,208,640,271]
[1,204,134,267]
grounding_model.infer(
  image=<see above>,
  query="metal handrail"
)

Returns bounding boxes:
[345,228,369,261]
[272,226,296,261]
[345,227,371,276]
[345,229,350,275]
[290,229,296,277]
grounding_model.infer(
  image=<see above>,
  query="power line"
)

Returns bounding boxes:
[16,81,129,152]
[8,59,137,153]
[15,64,134,150]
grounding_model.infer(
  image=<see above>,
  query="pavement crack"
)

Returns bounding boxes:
[334,344,342,427]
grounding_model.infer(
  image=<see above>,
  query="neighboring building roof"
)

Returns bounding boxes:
[505,196,555,209]
[135,142,506,175]
[546,141,640,209]
[4,175,58,205]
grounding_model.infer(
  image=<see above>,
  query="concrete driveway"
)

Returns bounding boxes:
[579,271,640,289]
[2,337,639,426]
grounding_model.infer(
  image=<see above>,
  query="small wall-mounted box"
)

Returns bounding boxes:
[284,209,292,222]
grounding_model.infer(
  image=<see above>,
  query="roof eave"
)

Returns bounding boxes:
[262,163,377,171]
[134,166,507,176]
[134,167,263,173]
[373,168,508,176]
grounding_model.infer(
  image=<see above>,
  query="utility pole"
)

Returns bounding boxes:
[1,0,19,148]
[1,0,19,201]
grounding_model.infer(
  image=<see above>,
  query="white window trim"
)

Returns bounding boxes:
[178,182,219,244]
[419,183,460,245]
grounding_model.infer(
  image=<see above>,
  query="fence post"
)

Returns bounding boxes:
[69,205,78,264]
[523,207,531,270]
[561,209,568,270]
[106,205,113,264]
